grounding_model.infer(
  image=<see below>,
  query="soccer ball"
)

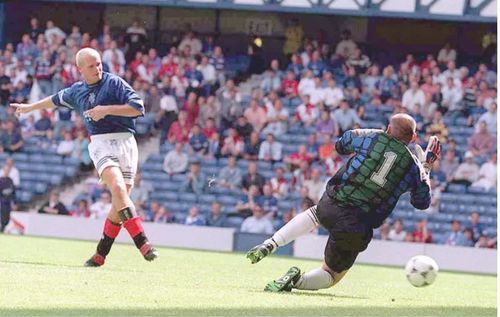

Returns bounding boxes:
[405,255,439,287]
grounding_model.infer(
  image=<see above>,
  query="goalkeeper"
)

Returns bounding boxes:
[246,113,441,292]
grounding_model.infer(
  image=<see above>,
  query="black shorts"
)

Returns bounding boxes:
[316,193,373,273]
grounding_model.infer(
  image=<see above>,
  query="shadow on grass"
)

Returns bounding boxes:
[247,289,368,299]
[0,306,496,316]
[0,260,84,268]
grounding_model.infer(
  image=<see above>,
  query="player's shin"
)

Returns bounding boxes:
[294,267,338,290]
[118,206,158,261]
[267,205,320,248]
[96,217,121,257]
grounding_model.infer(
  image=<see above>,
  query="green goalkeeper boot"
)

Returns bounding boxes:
[264,266,302,292]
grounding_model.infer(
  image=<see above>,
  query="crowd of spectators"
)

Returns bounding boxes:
[0,17,496,248]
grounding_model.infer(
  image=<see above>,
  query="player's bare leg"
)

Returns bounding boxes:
[85,166,158,266]
[246,206,319,264]
[264,262,348,292]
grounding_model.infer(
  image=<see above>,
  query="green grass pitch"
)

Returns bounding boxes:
[0,235,496,316]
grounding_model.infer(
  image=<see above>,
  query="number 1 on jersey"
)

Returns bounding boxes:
[370,151,397,187]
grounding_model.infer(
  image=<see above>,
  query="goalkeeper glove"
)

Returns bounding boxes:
[415,136,441,174]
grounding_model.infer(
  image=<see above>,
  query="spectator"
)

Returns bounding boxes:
[445,220,467,246]
[38,191,69,216]
[421,93,438,124]
[178,31,202,57]
[234,115,254,141]
[218,156,242,190]
[343,67,362,93]
[295,94,318,127]
[377,221,391,241]
[431,160,447,185]
[219,89,243,131]
[347,48,371,74]
[468,121,496,158]
[266,98,290,134]
[476,102,497,135]
[130,173,153,212]
[179,161,206,195]
[335,29,357,59]
[206,201,226,227]
[305,133,320,161]
[287,53,304,79]
[167,110,191,144]
[282,70,299,100]
[441,77,463,112]
[308,50,327,77]
[0,168,16,233]
[241,162,265,193]
[316,110,337,137]
[269,166,289,199]
[471,154,497,190]
[124,19,148,61]
[258,133,283,163]
[363,65,381,96]
[303,168,324,203]
[163,142,189,175]
[28,16,44,42]
[425,111,448,143]
[452,151,480,186]
[333,100,361,133]
[475,235,490,248]
[318,133,335,162]
[185,206,205,226]
[324,150,343,176]
[256,184,279,217]
[89,191,112,219]
[71,199,91,218]
[375,66,398,103]
[402,80,425,113]
[236,184,260,217]
[468,212,484,243]
[323,79,344,109]
[437,43,457,64]
[388,219,406,242]
[240,204,274,234]
[1,158,20,187]
[244,99,267,133]
[209,46,226,85]
[243,131,261,161]
[198,55,216,95]
[298,70,315,96]
[44,20,66,46]
[0,120,23,153]
[188,124,209,156]
[220,128,245,158]
[261,68,282,94]
[198,96,220,128]
[38,128,58,152]
[292,161,312,191]
[462,228,475,247]
[152,204,174,223]
[285,144,312,169]
[413,219,433,243]
[56,131,75,157]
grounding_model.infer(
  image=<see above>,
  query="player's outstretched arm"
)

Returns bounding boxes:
[11,96,56,116]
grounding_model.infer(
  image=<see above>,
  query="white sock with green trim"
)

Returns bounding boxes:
[294,267,334,290]
[264,206,320,250]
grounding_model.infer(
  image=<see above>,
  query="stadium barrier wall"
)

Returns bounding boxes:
[10,212,497,273]
[294,234,497,274]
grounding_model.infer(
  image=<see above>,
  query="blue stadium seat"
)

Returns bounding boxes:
[179,192,197,203]
[217,195,238,207]
[154,181,179,191]
[277,200,295,211]
[447,184,467,193]
[12,153,29,162]
[199,194,216,204]
[223,216,244,229]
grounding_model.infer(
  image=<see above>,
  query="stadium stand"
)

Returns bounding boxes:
[0,10,496,249]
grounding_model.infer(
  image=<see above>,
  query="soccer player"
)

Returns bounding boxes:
[246,114,441,292]
[11,48,158,266]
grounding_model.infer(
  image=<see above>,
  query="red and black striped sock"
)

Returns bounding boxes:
[96,218,121,259]
[123,216,151,255]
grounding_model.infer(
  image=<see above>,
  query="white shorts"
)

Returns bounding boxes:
[88,132,138,185]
